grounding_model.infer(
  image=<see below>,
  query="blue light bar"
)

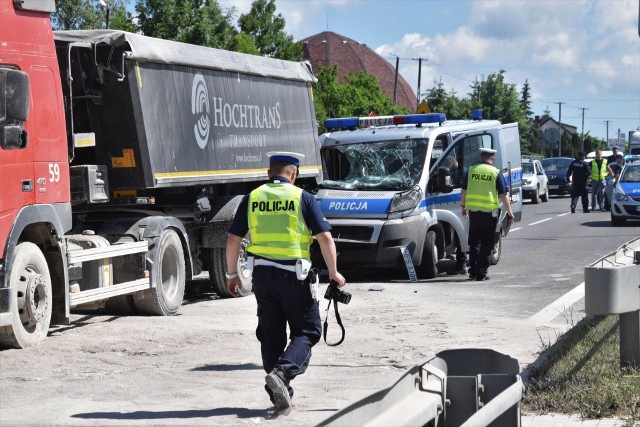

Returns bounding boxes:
[472,109,483,120]
[325,117,359,129]
[324,112,446,130]
[358,116,395,127]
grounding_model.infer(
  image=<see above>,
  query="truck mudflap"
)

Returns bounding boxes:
[316,349,523,427]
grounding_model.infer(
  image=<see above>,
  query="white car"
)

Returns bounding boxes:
[610,156,640,226]
[522,158,549,203]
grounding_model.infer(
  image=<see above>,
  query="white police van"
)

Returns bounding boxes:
[315,111,523,278]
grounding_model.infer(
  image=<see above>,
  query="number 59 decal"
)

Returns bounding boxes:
[49,163,60,182]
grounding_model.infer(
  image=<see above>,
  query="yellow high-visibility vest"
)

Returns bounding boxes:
[590,158,608,181]
[247,183,313,260]
[466,163,500,212]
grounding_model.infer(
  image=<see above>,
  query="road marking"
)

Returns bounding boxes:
[528,218,552,226]
[527,282,585,323]
[510,227,522,232]
[558,213,570,217]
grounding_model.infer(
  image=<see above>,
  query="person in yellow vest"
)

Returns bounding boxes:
[226,151,346,414]
[460,148,514,281]
[590,149,608,211]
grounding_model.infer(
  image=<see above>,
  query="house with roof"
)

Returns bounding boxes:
[302,31,416,112]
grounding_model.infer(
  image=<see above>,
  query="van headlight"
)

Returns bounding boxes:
[389,186,423,213]
[524,178,532,185]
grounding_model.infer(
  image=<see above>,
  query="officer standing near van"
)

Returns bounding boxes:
[460,148,514,281]
[225,151,346,414]
[566,151,591,213]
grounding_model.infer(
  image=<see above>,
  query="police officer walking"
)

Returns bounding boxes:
[566,151,591,213]
[460,148,514,281]
[225,151,346,414]
[589,149,608,211]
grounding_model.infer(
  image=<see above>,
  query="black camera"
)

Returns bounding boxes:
[324,280,351,304]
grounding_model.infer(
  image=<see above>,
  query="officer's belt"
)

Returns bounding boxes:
[253,258,296,272]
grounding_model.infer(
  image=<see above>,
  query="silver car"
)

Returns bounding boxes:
[522,158,549,203]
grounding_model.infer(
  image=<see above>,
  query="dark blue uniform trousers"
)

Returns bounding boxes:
[468,211,497,278]
[252,266,321,398]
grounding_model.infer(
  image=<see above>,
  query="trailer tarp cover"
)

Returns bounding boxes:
[55,30,320,189]
[53,30,315,83]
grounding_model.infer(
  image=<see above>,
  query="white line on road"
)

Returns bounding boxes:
[528,218,552,226]
[510,227,522,232]
[558,213,570,217]
[527,282,585,324]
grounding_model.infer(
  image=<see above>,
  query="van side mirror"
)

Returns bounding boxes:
[429,166,454,194]
[0,69,30,150]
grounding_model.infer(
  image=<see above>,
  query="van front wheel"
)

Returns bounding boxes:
[417,230,438,279]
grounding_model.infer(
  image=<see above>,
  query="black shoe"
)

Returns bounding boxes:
[448,266,467,275]
[265,369,292,413]
[584,209,590,213]
[476,275,490,281]
[570,207,575,213]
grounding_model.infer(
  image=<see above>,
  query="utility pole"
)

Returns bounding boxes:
[555,102,566,156]
[412,57,427,110]
[389,53,400,107]
[579,107,588,152]
[604,120,612,146]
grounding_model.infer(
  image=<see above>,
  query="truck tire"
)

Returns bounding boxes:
[0,243,52,349]
[104,295,137,315]
[490,233,502,265]
[133,230,185,316]
[417,230,438,279]
[205,240,252,298]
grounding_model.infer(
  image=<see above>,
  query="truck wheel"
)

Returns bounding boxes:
[104,295,137,315]
[133,230,185,315]
[0,243,52,349]
[417,230,438,279]
[205,242,252,298]
[490,233,502,265]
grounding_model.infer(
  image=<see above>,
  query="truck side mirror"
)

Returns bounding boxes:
[0,69,30,150]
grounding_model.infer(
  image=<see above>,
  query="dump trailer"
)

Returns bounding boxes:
[0,0,320,348]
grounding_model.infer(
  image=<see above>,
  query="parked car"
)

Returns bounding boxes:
[610,156,640,226]
[522,158,549,203]
[540,157,573,195]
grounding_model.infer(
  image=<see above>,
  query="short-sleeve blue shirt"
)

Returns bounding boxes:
[227,176,331,237]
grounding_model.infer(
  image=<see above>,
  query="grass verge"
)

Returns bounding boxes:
[523,315,640,424]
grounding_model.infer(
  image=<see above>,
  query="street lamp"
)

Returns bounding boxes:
[99,0,110,29]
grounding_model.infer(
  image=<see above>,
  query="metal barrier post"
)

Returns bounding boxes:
[585,251,640,370]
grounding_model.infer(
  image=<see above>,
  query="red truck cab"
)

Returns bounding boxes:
[0,0,71,346]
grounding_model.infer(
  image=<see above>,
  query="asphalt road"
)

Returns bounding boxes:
[0,195,638,427]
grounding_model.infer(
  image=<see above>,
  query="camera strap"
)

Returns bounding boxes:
[323,299,345,346]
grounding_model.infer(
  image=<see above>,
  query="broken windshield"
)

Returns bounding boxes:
[319,139,428,190]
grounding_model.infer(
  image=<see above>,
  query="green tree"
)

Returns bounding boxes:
[53,0,134,30]
[237,0,301,60]
[228,33,260,55]
[135,0,237,48]
[313,66,406,133]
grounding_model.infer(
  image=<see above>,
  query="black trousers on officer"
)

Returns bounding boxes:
[570,181,589,211]
[468,211,497,279]
[252,265,321,399]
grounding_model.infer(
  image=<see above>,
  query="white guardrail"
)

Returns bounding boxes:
[317,348,523,427]
[585,237,640,370]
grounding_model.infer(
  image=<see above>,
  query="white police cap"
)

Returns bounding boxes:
[479,148,497,157]
[267,151,305,166]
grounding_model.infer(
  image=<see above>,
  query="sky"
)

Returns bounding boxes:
[222,0,640,145]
